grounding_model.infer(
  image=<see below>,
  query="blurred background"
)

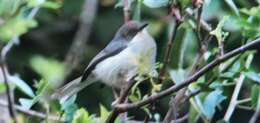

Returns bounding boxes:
[1,0,260,123]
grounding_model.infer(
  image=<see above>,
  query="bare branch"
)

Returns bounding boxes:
[159,6,182,83]
[123,0,131,23]
[64,0,98,75]
[106,79,136,123]
[163,97,178,123]
[114,37,260,112]
[0,65,17,123]
[0,100,63,122]
[224,73,245,121]
[249,93,260,123]
[0,7,40,123]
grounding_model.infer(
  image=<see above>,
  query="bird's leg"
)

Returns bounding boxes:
[112,88,120,106]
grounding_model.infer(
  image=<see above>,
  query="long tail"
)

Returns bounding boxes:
[52,76,95,101]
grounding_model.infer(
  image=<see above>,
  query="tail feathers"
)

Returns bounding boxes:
[52,76,95,101]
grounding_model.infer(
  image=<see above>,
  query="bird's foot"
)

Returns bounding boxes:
[111,99,119,108]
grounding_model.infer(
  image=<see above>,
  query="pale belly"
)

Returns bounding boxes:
[92,29,157,89]
[92,49,138,89]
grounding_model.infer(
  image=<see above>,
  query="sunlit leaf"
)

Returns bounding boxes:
[19,98,34,110]
[244,71,260,83]
[30,55,65,88]
[210,16,229,44]
[224,0,239,16]
[133,0,142,21]
[0,17,37,41]
[42,1,62,9]
[72,108,89,123]
[0,0,23,16]
[170,69,186,84]
[61,95,78,122]
[100,105,109,123]
[217,119,230,123]
[202,89,226,120]
[0,83,6,94]
[9,76,35,97]
[27,0,44,7]
[251,85,260,108]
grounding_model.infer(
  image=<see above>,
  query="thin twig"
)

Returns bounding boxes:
[163,97,178,123]
[224,73,245,121]
[0,7,40,123]
[171,113,189,123]
[159,6,182,83]
[165,4,205,122]
[64,0,98,75]
[123,0,131,23]
[106,79,136,123]
[0,65,17,123]
[0,100,63,122]
[249,93,260,123]
[185,8,212,32]
[114,37,260,112]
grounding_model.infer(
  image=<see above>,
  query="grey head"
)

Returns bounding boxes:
[115,21,148,41]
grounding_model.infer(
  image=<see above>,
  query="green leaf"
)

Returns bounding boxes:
[217,119,230,123]
[100,105,109,123]
[188,103,200,123]
[18,79,49,109]
[72,108,89,123]
[251,85,260,108]
[179,0,191,8]
[27,0,45,7]
[0,0,23,16]
[244,71,260,83]
[0,17,37,41]
[171,21,196,68]
[133,0,142,21]
[202,89,226,120]
[9,76,35,97]
[0,83,6,94]
[34,79,49,96]
[42,1,62,9]
[240,7,260,18]
[245,53,254,69]
[169,69,187,84]
[19,98,34,110]
[143,0,168,8]
[224,0,239,16]
[61,95,78,122]
[30,55,65,88]
[210,16,229,44]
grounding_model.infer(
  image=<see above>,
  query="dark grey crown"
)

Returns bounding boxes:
[115,21,148,41]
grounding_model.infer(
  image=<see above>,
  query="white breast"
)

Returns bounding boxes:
[93,29,157,89]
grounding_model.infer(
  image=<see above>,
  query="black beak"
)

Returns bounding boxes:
[139,22,148,31]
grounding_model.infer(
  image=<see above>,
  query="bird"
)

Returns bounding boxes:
[52,20,157,101]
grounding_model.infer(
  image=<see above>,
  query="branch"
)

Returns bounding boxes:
[64,0,98,74]
[0,7,40,123]
[159,6,182,82]
[106,79,136,123]
[185,8,212,32]
[0,64,17,123]
[249,93,260,123]
[114,37,260,112]
[0,100,63,122]
[163,97,178,123]
[224,73,245,121]
[123,0,131,22]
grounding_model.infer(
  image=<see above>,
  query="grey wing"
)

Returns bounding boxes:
[80,39,127,82]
